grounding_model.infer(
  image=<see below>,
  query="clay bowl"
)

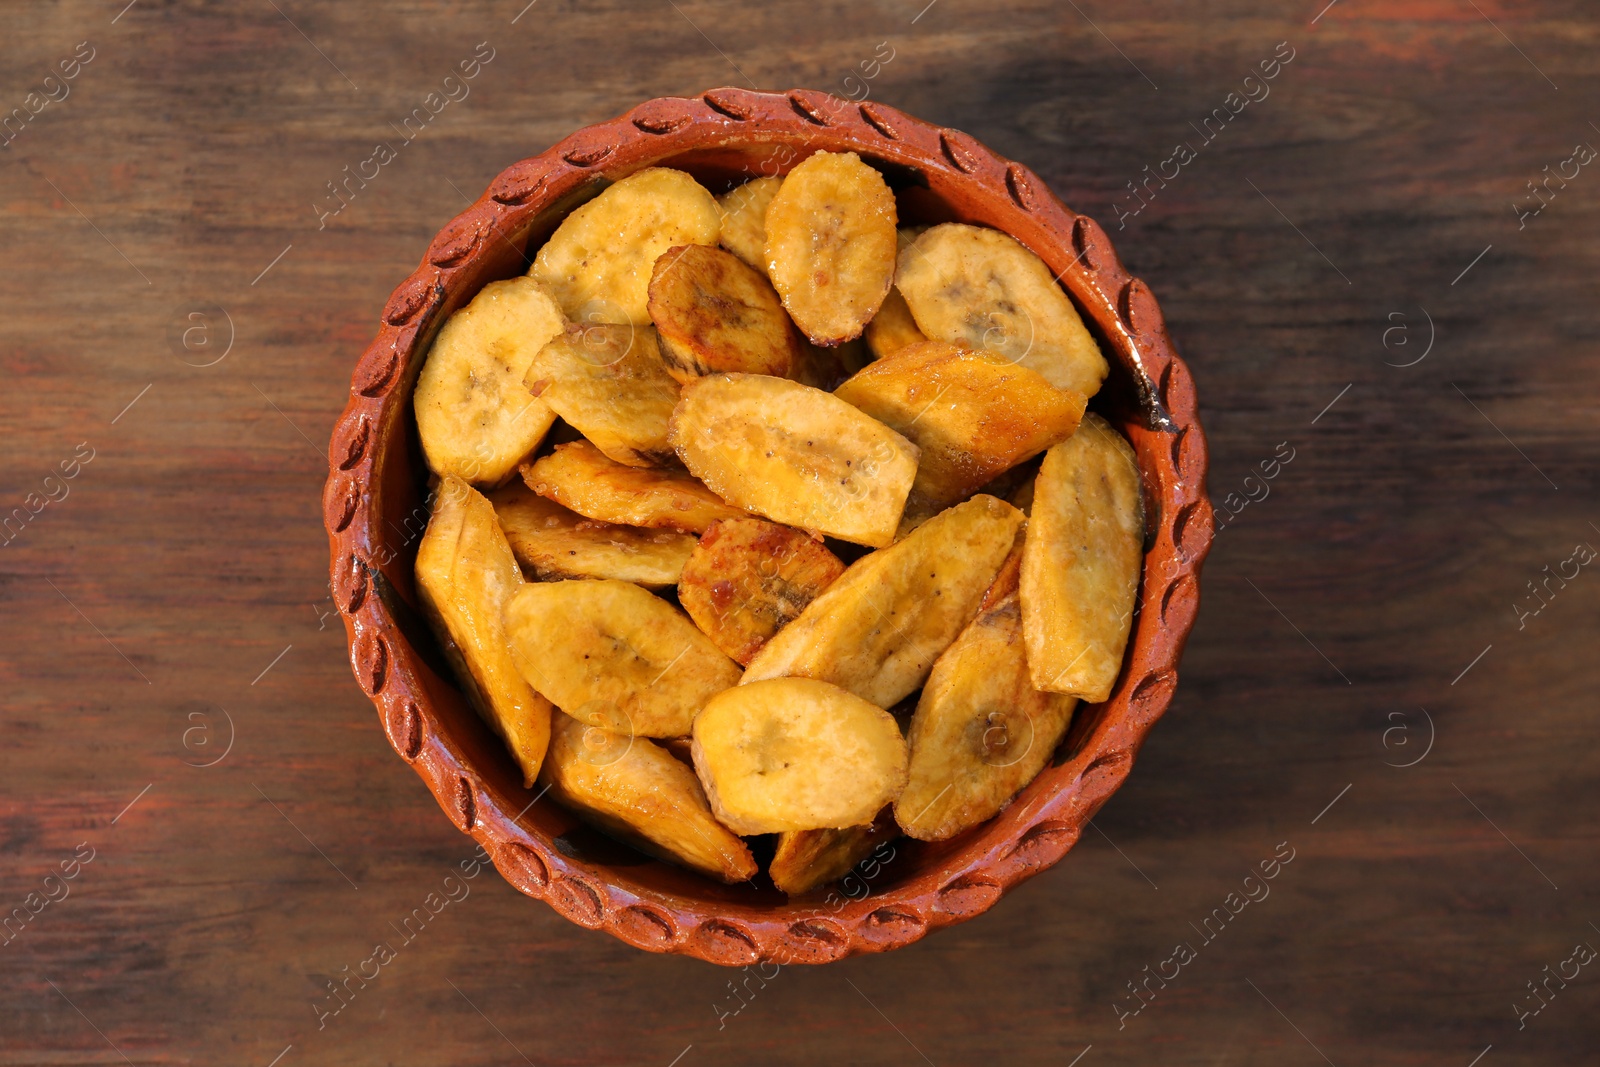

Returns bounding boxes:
[322,88,1213,966]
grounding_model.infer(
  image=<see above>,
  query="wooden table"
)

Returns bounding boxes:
[3,2,1595,1063]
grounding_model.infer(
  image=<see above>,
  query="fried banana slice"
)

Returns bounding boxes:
[897,223,1108,397]
[765,151,898,345]
[1021,413,1144,701]
[522,439,748,533]
[742,494,1025,707]
[678,518,846,665]
[895,546,1076,841]
[530,167,720,325]
[541,712,756,883]
[522,323,679,467]
[835,340,1087,509]
[863,286,928,361]
[414,277,564,486]
[415,476,553,786]
[488,481,694,588]
[716,175,783,271]
[647,244,801,382]
[503,578,742,738]
[670,373,919,547]
[770,810,898,896]
[692,678,908,834]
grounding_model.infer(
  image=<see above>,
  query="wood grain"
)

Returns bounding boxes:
[1,1,1595,1064]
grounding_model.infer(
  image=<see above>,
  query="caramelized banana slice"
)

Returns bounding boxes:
[835,340,1087,508]
[503,578,742,738]
[895,546,1077,841]
[647,244,801,382]
[488,481,694,588]
[523,323,679,467]
[414,277,563,486]
[897,223,1108,397]
[770,810,898,896]
[531,167,720,324]
[692,678,908,834]
[540,712,756,883]
[415,476,552,786]
[716,176,783,271]
[1021,413,1144,701]
[765,150,898,345]
[678,518,846,665]
[522,439,748,533]
[742,494,1024,708]
[669,373,919,547]
[863,286,927,361]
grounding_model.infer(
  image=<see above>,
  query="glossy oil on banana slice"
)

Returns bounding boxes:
[503,578,742,738]
[414,276,564,487]
[647,244,800,382]
[1020,413,1144,701]
[764,150,898,346]
[691,678,908,835]
[895,546,1077,841]
[540,712,756,883]
[716,175,783,271]
[414,476,553,786]
[769,810,898,896]
[488,481,695,588]
[669,373,919,547]
[522,322,680,467]
[521,439,748,533]
[741,494,1025,708]
[835,340,1086,509]
[677,517,846,665]
[530,167,720,325]
[897,222,1109,397]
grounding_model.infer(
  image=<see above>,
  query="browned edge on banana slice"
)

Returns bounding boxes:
[764,150,898,345]
[488,480,694,588]
[647,244,801,382]
[522,439,748,533]
[691,678,908,835]
[741,493,1025,708]
[677,517,846,665]
[669,373,919,547]
[540,712,756,884]
[522,322,680,467]
[414,476,552,786]
[835,340,1087,509]
[503,578,742,738]
[1020,412,1144,701]
[770,809,898,896]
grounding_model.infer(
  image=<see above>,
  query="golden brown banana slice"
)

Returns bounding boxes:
[540,712,756,883]
[488,481,694,588]
[530,167,720,325]
[897,222,1109,397]
[414,277,564,486]
[863,286,928,361]
[764,150,898,345]
[769,809,898,896]
[503,578,742,738]
[742,494,1025,708]
[716,175,783,271]
[522,323,679,467]
[522,439,748,533]
[647,244,801,382]
[835,340,1087,508]
[677,518,846,665]
[669,373,919,547]
[1020,413,1144,701]
[895,546,1076,841]
[691,678,908,834]
[415,476,553,786]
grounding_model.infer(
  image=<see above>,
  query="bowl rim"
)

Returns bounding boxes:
[323,87,1214,966]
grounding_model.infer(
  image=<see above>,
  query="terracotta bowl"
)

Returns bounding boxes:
[322,88,1213,966]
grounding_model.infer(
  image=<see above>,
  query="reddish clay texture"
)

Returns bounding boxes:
[323,88,1214,966]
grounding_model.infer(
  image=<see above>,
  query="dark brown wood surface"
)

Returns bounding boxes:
[2,1,1596,1063]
